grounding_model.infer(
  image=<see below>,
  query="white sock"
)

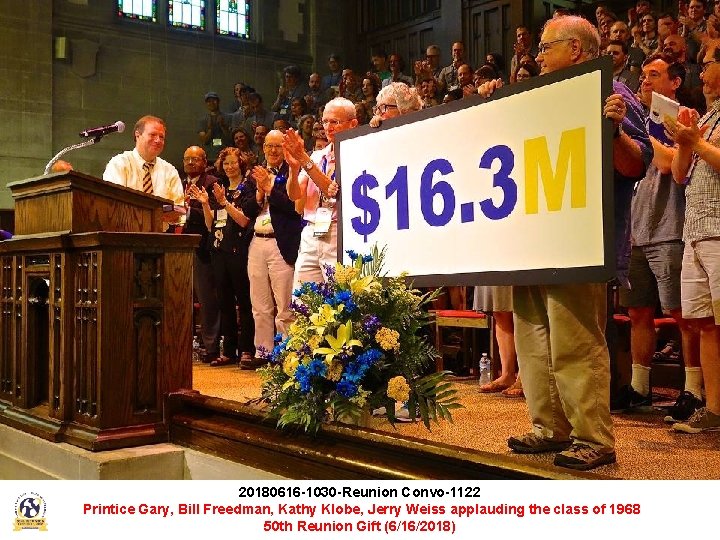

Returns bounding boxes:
[631,364,651,396]
[684,367,703,400]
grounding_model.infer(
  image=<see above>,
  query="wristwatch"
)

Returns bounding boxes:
[613,124,623,139]
[303,160,314,172]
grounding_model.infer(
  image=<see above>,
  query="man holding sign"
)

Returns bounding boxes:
[480,15,651,470]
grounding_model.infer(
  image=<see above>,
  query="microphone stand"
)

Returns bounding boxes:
[43,136,102,175]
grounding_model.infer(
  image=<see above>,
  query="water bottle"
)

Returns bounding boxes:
[478,353,492,386]
[192,336,201,362]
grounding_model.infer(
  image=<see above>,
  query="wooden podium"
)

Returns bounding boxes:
[0,171,198,450]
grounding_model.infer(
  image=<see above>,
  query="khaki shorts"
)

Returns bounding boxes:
[681,238,720,324]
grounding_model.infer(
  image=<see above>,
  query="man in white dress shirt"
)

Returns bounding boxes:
[103,115,184,207]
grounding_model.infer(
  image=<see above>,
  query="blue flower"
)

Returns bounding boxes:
[342,362,366,383]
[294,282,321,297]
[362,255,373,263]
[346,250,359,261]
[274,333,283,344]
[307,358,327,376]
[336,380,358,398]
[357,348,383,366]
[294,364,312,392]
[325,290,358,314]
[271,340,288,358]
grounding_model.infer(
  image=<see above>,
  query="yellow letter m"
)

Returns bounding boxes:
[524,127,586,214]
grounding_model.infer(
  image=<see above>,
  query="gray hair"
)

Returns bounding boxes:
[377,82,422,114]
[544,15,601,60]
[324,97,356,119]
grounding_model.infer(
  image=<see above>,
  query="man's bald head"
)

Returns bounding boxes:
[183,145,207,176]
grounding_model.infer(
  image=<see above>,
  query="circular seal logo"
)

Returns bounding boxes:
[14,493,47,531]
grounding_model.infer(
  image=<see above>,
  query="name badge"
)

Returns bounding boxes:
[215,208,227,229]
[212,138,222,147]
[314,207,332,237]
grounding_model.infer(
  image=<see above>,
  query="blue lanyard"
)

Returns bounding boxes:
[320,151,336,181]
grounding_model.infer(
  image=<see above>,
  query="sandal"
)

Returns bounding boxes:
[240,352,254,363]
[502,380,524,399]
[479,379,512,393]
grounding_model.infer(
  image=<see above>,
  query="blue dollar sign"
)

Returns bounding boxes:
[351,170,381,242]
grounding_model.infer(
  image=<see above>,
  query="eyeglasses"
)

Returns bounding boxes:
[321,118,349,127]
[537,38,575,54]
[183,156,203,163]
[374,103,398,115]
[263,143,283,150]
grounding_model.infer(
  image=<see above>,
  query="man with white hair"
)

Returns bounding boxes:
[285,97,358,286]
[480,15,651,470]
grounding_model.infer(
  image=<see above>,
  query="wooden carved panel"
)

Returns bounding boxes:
[0,256,15,400]
[13,257,22,400]
[134,254,161,301]
[133,309,159,413]
[132,253,162,414]
[50,254,63,413]
[74,251,98,418]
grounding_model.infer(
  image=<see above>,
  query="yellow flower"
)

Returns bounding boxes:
[326,359,343,381]
[334,262,359,285]
[375,327,400,351]
[387,376,410,403]
[308,334,322,350]
[309,303,340,335]
[314,321,362,364]
[349,275,375,295]
[283,352,300,376]
[351,386,371,407]
[289,319,307,336]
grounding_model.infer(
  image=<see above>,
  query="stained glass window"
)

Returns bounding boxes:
[117,0,157,22]
[169,0,206,30]
[217,0,250,38]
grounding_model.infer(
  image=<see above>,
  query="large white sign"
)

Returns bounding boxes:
[336,58,614,286]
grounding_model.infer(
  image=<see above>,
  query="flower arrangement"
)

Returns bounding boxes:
[256,246,461,434]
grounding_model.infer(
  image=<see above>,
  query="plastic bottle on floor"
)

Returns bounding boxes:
[478,353,492,387]
[192,336,201,362]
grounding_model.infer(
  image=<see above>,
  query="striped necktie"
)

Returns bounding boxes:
[142,162,154,194]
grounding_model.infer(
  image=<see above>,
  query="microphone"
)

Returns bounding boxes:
[79,121,125,139]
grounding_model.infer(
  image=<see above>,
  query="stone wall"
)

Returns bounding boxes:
[0,1,53,208]
[0,0,347,209]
